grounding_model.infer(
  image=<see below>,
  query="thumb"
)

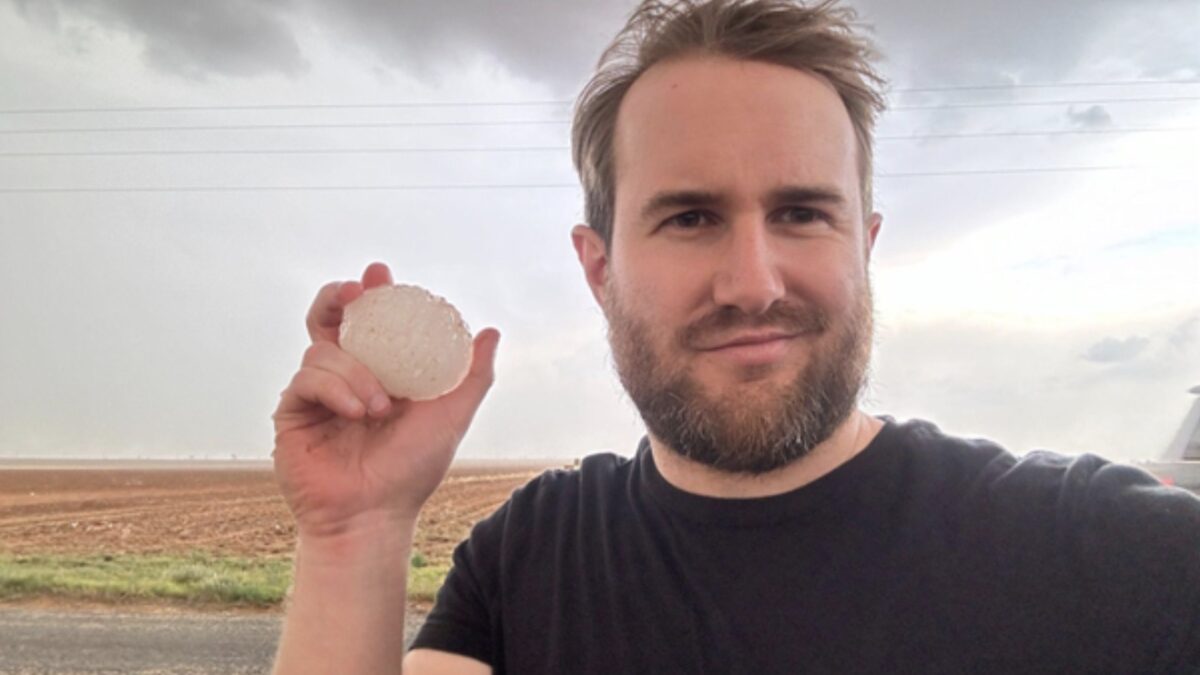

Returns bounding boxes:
[438,327,501,426]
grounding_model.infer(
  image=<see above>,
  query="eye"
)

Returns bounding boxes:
[776,206,827,224]
[662,210,713,230]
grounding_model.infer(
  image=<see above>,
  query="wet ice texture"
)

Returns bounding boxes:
[339,284,473,401]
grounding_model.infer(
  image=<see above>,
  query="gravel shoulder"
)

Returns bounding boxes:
[0,603,428,675]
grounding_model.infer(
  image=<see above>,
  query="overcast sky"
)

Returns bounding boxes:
[0,0,1197,462]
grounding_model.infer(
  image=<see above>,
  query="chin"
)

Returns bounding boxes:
[700,357,806,388]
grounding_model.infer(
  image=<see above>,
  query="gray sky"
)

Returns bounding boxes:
[0,0,1197,462]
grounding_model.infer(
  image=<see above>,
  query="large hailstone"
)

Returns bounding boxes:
[339,284,473,401]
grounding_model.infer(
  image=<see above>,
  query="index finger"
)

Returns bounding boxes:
[305,262,395,344]
[361,261,394,289]
[306,281,363,343]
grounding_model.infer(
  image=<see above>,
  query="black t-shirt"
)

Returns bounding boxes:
[411,418,1200,673]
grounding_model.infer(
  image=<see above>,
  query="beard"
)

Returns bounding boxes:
[606,279,874,476]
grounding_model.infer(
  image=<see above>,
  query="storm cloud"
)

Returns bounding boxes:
[6,0,1197,90]
[300,0,630,93]
[0,0,1194,464]
[1067,104,1113,129]
[855,0,1198,89]
[1084,336,1152,363]
[6,0,628,89]
[10,0,307,79]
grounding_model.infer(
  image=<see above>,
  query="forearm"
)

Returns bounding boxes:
[273,517,417,675]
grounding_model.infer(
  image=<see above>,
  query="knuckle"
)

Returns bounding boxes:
[285,370,311,394]
[307,283,342,317]
[299,365,330,386]
[316,281,341,300]
[302,341,335,364]
[301,344,319,364]
[349,361,380,391]
[293,368,341,403]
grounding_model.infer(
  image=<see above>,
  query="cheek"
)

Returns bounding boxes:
[613,248,710,319]
[782,247,867,312]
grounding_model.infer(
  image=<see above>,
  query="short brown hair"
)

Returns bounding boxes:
[571,0,886,245]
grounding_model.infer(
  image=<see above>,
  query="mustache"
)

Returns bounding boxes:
[679,302,830,349]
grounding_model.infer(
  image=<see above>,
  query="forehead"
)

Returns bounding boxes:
[612,55,860,216]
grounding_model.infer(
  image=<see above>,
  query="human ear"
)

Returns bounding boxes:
[864,212,883,261]
[571,224,609,307]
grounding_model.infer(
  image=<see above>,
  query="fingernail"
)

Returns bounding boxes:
[369,394,390,415]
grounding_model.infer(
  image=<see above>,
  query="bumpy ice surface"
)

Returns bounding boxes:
[339,284,473,400]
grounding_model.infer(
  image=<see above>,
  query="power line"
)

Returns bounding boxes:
[0,120,569,134]
[0,165,1142,194]
[0,183,580,194]
[0,101,573,114]
[881,126,1196,140]
[877,165,1135,178]
[892,78,1200,94]
[0,146,569,158]
[0,126,1190,158]
[889,96,1200,111]
[2,96,1196,135]
[1,79,1196,115]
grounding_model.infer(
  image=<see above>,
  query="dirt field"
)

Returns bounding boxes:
[0,460,559,564]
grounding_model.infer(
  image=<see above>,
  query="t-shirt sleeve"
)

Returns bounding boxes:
[1061,456,1200,670]
[407,500,508,666]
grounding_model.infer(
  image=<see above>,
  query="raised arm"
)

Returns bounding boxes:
[270,262,496,674]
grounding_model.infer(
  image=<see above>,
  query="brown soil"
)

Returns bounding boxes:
[0,461,557,565]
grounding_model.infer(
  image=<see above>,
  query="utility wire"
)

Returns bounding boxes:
[1,96,1196,135]
[0,147,570,157]
[0,120,569,134]
[0,184,581,193]
[879,165,1135,177]
[882,126,1195,140]
[0,165,1143,194]
[0,126,1191,158]
[892,78,1200,93]
[0,101,574,114]
[0,79,1196,115]
[890,96,1200,110]
[0,146,569,158]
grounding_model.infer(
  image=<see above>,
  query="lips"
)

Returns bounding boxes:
[693,331,801,369]
[700,331,797,351]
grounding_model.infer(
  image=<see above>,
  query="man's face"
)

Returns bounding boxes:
[575,55,881,475]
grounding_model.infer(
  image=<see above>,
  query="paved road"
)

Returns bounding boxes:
[0,606,427,674]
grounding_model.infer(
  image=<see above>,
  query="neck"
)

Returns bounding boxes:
[648,409,883,499]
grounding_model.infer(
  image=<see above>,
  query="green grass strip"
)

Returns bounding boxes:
[0,553,449,607]
[408,564,449,602]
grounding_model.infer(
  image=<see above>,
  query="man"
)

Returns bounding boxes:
[270,1,1200,673]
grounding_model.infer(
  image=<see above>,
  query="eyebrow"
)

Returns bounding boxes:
[768,185,848,208]
[639,189,724,222]
[638,185,848,222]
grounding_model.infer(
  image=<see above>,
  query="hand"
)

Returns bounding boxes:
[272,262,500,543]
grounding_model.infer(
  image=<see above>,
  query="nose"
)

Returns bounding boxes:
[711,219,785,316]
